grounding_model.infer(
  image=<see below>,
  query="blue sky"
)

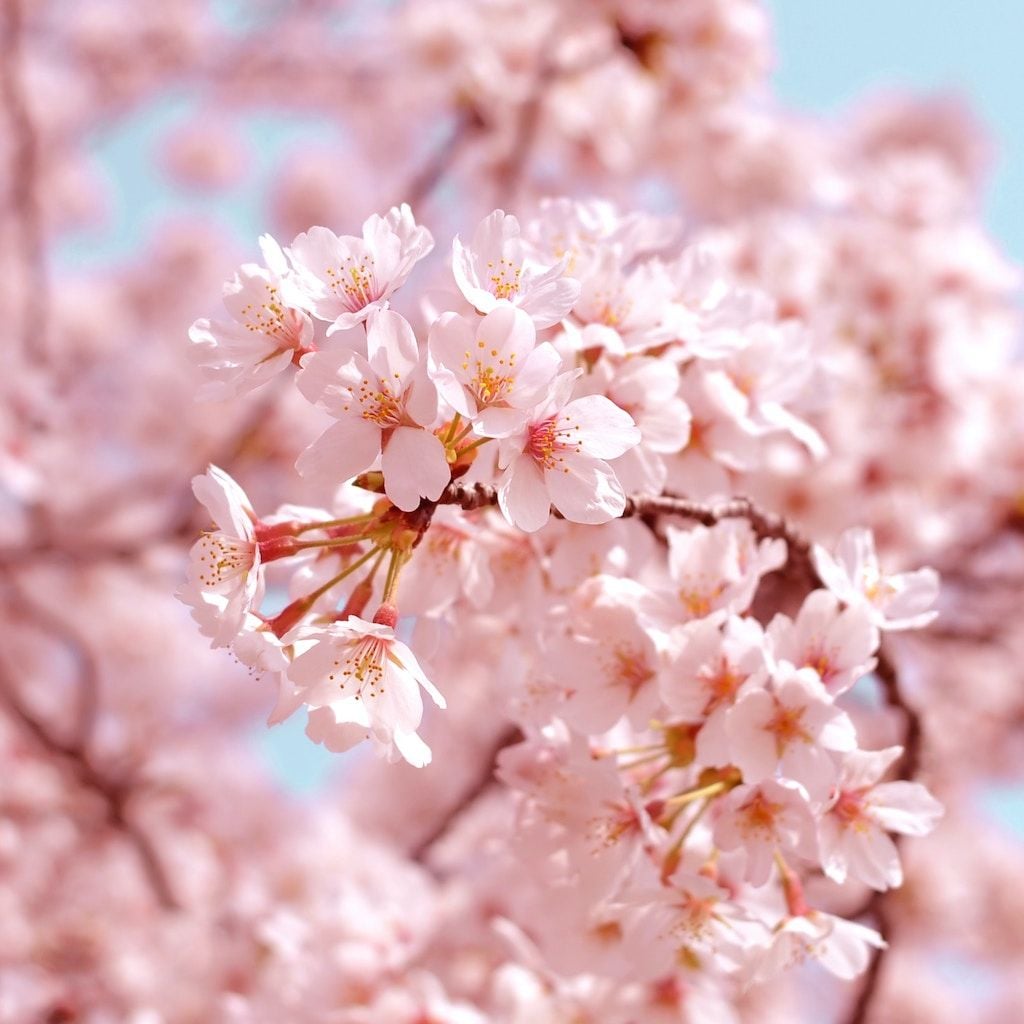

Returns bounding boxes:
[770,0,1023,261]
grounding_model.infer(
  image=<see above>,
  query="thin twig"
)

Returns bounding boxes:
[0,655,179,910]
[841,646,922,1023]
[410,724,522,865]
[4,582,101,751]
[1,0,48,360]
[403,105,484,209]
[438,481,815,569]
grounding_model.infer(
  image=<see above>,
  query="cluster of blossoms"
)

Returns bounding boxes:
[4,0,1024,1021]
[180,198,945,1006]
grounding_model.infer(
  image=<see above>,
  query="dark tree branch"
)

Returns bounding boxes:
[410,724,522,867]
[841,646,923,1024]
[402,105,484,209]
[2,0,48,360]
[0,646,179,911]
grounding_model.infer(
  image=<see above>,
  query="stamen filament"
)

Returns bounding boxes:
[294,512,376,535]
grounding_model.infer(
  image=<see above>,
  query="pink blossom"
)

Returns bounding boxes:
[495,373,640,532]
[296,308,449,511]
[188,235,314,399]
[396,506,494,616]
[813,527,940,630]
[659,615,768,769]
[724,665,857,800]
[747,911,886,984]
[767,589,879,695]
[451,209,580,329]
[182,465,262,647]
[287,204,433,333]
[567,248,675,354]
[624,871,767,976]
[544,576,665,734]
[427,305,562,436]
[664,519,787,624]
[288,616,445,767]
[713,780,818,886]
[819,746,944,890]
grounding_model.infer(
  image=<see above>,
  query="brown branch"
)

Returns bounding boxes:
[4,584,101,751]
[841,646,922,1024]
[844,897,891,1024]
[1,0,48,360]
[0,655,179,911]
[410,724,522,866]
[439,481,815,569]
[402,105,484,209]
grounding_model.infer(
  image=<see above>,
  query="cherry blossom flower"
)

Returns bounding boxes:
[296,308,449,511]
[287,204,433,333]
[526,197,680,279]
[700,319,827,458]
[188,234,314,399]
[288,616,446,767]
[625,871,767,975]
[747,911,886,984]
[498,730,655,895]
[659,615,769,769]
[766,589,879,695]
[713,780,818,886]
[567,248,676,354]
[543,576,665,733]
[427,305,562,436]
[819,746,944,890]
[587,355,692,495]
[725,665,857,800]
[664,519,786,624]
[182,465,262,647]
[813,527,940,630]
[452,209,581,329]
[495,373,640,532]
[396,506,494,616]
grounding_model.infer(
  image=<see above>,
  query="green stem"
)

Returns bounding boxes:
[443,413,462,445]
[381,548,408,604]
[294,512,375,535]
[451,422,476,446]
[664,779,730,808]
[295,532,380,551]
[304,546,382,606]
[458,435,492,455]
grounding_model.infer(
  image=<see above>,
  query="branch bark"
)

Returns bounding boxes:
[2,0,48,361]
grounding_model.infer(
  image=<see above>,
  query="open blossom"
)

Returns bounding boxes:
[543,575,665,734]
[747,911,886,984]
[725,666,857,801]
[813,527,940,630]
[427,305,561,436]
[713,780,818,887]
[625,871,767,975]
[495,373,640,532]
[287,204,433,333]
[396,506,494,616]
[452,209,581,328]
[182,465,261,646]
[664,519,787,624]
[700,320,827,458]
[819,747,944,890]
[287,616,445,767]
[659,615,769,769]
[188,234,314,399]
[296,308,449,511]
[587,355,692,495]
[568,248,676,354]
[767,589,879,695]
